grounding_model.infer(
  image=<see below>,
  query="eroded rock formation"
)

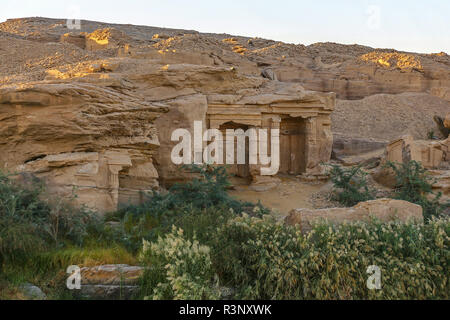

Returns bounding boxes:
[0,44,334,211]
[0,17,449,212]
[0,80,164,211]
[372,134,450,201]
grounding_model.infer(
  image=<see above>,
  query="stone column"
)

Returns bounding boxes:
[248,125,260,177]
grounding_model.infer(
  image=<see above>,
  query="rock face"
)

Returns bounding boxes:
[0,17,448,212]
[0,62,334,211]
[0,20,336,211]
[286,199,424,233]
[78,264,144,300]
[332,134,386,167]
[0,81,164,212]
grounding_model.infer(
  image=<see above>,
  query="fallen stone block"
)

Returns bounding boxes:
[80,264,144,286]
[72,264,144,300]
[285,198,423,233]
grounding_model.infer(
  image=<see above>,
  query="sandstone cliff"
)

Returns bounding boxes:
[0,17,448,212]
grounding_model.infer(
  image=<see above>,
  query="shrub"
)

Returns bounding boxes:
[384,161,447,220]
[0,171,101,269]
[42,195,102,246]
[139,226,220,300]
[210,215,305,299]
[329,164,375,206]
[108,165,268,251]
[0,172,49,268]
[210,215,449,300]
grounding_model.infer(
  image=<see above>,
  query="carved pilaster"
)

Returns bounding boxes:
[304,117,320,174]
[108,164,122,209]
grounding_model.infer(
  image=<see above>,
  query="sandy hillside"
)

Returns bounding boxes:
[1,17,448,142]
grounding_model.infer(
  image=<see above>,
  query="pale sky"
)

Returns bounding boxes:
[1,0,449,53]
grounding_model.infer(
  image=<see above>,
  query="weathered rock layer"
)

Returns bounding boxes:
[0,17,449,212]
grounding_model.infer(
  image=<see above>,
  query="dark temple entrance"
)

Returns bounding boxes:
[279,116,307,175]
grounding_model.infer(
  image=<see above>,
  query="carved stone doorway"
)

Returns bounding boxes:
[279,116,307,175]
[219,121,250,178]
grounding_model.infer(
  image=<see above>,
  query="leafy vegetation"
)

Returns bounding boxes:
[0,172,100,270]
[139,214,449,300]
[1,165,449,300]
[105,165,267,252]
[384,161,448,220]
[139,226,220,300]
[328,164,375,206]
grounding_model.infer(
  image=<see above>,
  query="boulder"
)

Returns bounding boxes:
[371,166,398,188]
[77,264,144,300]
[285,198,423,233]
[434,115,450,138]
[80,264,144,285]
[19,283,47,300]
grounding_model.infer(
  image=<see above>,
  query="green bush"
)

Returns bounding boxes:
[384,161,448,220]
[329,164,375,206]
[209,215,449,300]
[0,171,101,269]
[139,226,220,300]
[0,172,48,268]
[108,165,268,251]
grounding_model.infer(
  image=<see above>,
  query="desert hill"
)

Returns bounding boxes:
[1,17,448,143]
[0,17,448,212]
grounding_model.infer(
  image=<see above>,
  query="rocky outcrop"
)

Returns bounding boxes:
[246,43,450,100]
[0,79,165,212]
[0,17,448,212]
[332,134,386,167]
[372,135,450,189]
[2,18,449,100]
[383,135,448,169]
[0,55,335,210]
[286,199,423,233]
[429,170,450,203]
